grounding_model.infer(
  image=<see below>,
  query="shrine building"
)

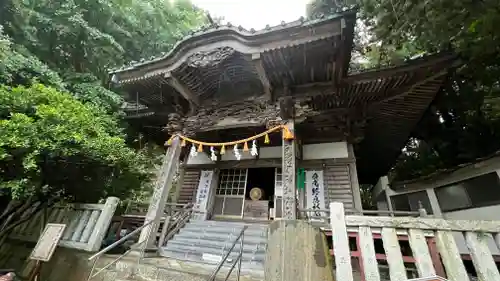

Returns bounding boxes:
[109,9,457,236]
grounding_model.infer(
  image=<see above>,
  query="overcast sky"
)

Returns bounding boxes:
[190,0,310,30]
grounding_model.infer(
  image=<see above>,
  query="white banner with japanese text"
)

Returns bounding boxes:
[193,170,214,220]
[305,170,326,220]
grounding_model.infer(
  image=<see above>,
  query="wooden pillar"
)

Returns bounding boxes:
[347,143,363,213]
[138,135,182,248]
[281,121,297,220]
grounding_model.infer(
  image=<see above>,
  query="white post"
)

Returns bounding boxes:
[86,196,120,251]
[138,136,182,248]
[329,202,354,281]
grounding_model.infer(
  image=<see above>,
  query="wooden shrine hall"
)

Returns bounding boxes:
[109,9,457,243]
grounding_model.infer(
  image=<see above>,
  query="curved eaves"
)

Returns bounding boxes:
[110,10,356,77]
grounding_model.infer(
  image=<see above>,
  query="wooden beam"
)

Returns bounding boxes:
[252,53,272,100]
[164,72,200,107]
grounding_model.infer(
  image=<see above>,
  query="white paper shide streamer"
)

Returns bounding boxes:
[250,140,258,156]
[233,144,241,160]
[210,146,217,161]
[189,144,198,158]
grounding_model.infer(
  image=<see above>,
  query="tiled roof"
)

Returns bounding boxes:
[108,10,355,74]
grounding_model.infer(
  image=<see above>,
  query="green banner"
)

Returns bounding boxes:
[296,168,305,190]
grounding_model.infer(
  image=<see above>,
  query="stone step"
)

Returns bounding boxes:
[176,228,267,243]
[158,248,265,273]
[97,256,263,281]
[186,220,269,229]
[142,257,264,281]
[162,242,266,261]
[168,236,267,253]
[181,224,267,235]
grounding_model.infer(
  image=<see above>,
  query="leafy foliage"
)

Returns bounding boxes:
[307,0,500,182]
[0,0,207,238]
[0,83,149,201]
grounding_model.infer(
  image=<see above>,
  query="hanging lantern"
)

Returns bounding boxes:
[220,145,226,155]
[264,134,270,144]
[243,142,249,152]
[233,144,241,161]
[250,140,258,156]
[189,144,198,158]
[210,146,217,161]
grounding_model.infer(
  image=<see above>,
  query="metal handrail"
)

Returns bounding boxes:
[207,226,248,281]
[160,207,193,246]
[86,219,154,280]
[86,202,194,281]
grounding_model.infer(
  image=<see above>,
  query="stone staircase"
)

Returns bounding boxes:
[159,220,268,280]
[90,220,268,281]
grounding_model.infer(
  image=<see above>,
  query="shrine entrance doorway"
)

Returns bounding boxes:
[212,168,248,219]
[211,167,281,221]
[243,168,275,221]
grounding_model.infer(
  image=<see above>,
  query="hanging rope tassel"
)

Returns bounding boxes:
[220,145,226,155]
[166,136,173,146]
[283,127,294,140]
[264,133,270,144]
[181,139,186,147]
[198,143,203,152]
[243,142,249,152]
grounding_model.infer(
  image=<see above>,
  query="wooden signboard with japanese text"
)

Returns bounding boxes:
[29,223,66,262]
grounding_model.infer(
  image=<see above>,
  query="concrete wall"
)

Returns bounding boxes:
[0,240,92,281]
[376,161,500,255]
[302,142,349,160]
[444,205,500,221]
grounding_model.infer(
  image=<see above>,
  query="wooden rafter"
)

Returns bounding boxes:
[371,70,448,106]
[252,53,272,100]
[164,72,200,107]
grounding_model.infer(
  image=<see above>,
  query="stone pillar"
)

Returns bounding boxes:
[87,197,120,251]
[138,114,183,248]
[281,121,297,220]
[265,220,334,281]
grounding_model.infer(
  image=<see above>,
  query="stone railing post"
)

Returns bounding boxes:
[86,196,120,251]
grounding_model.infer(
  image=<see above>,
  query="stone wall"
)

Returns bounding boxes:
[0,240,92,281]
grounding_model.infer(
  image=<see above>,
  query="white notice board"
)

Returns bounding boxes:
[29,223,66,262]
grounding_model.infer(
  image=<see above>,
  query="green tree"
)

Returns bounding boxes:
[0,83,152,240]
[307,0,500,183]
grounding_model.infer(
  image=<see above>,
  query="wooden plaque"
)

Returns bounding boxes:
[29,223,66,262]
[244,200,269,220]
